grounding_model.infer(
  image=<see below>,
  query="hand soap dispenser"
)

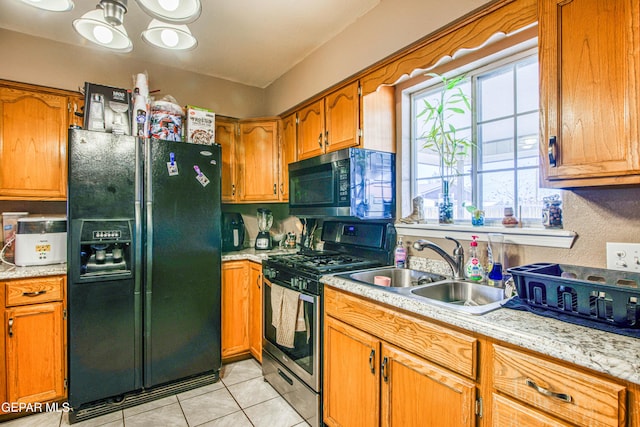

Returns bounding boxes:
[465,235,484,281]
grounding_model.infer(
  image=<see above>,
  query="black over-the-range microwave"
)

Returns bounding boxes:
[288,148,396,220]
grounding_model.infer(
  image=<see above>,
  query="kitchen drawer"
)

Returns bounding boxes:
[325,286,477,379]
[493,345,625,427]
[5,276,64,307]
[492,393,571,426]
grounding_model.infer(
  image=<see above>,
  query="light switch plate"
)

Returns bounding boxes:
[606,242,640,272]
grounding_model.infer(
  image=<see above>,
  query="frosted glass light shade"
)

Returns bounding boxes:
[142,20,197,50]
[72,9,133,52]
[134,0,201,24]
[18,0,74,12]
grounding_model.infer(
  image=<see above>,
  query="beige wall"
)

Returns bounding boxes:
[404,187,640,270]
[265,0,489,115]
[1,1,639,269]
[0,29,265,119]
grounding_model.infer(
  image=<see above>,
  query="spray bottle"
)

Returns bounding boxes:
[394,237,407,268]
[465,235,484,281]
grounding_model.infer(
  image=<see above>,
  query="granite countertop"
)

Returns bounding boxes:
[221,246,299,263]
[0,262,67,280]
[322,271,640,386]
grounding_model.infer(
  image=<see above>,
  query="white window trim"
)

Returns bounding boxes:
[395,223,576,249]
[396,35,576,249]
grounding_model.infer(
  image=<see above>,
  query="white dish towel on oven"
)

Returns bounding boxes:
[271,283,306,348]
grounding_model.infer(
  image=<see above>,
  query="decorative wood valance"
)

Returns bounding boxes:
[360,0,537,96]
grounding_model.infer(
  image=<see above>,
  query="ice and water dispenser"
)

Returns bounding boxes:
[73,219,133,279]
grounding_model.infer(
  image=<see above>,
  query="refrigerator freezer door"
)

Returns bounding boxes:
[143,139,222,387]
[67,130,142,408]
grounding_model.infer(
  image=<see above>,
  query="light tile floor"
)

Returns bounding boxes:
[1,359,308,427]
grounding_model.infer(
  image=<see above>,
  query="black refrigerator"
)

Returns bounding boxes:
[67,129,222,420]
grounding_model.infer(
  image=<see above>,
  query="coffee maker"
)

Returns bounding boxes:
[255,208,273,250]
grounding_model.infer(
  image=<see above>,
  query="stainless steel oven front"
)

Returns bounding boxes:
[262,276,322,427]
[263,277,321,390]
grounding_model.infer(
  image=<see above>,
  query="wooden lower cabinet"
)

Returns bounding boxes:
[380,344,476,427]
[324,287,477,427]
[5,303,65,403]
[248,261,262,362]
[221,260,263,362]
[2,275,67,409]
[324,316,380,427]
[221,260,250,358]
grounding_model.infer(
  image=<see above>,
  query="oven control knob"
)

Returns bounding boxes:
[263,267,275,280]
[291,277,298,289]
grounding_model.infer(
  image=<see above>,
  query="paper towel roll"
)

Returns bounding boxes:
[133,94,149,137]
[134,73,149,97]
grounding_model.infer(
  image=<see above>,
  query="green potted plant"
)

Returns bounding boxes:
[416,73,474,224]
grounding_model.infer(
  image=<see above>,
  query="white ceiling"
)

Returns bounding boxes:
[0,0,380,88]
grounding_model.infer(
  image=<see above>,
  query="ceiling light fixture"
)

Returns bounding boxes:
[68,0,201,52]
[135,0,201,24]
[142,19,197,50]
[72,8,133,52]
[18,0,74,12]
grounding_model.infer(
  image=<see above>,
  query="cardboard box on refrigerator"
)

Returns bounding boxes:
[184,105,215,145]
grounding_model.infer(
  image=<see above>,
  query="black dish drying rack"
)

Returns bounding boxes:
[508,263,640,328]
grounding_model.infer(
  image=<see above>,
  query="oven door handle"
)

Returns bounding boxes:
[299,294,314,303]
[265,277,317,304]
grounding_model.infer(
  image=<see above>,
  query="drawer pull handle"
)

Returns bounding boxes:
[526,378,572,403]
[369,349,375,374]
[381,356,389,383]
[23,290,47,297]
[8,318,13,337]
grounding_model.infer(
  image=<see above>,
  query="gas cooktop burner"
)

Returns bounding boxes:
[267,252,380,273]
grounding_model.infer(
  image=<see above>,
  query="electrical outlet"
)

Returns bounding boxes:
[606,242,640,272]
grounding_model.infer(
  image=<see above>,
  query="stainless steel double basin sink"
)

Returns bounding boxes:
[336,266,511,315]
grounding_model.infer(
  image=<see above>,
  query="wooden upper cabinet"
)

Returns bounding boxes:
[325,82,360,153]
[539,0,640,187]
[216,116,239,202]
[0,84,71,200]
[279,113,297,201]
[238,119,279,202]
[297,81,360,160]
[297,99,325,160]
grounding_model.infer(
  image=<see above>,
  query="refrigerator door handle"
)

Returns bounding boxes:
[135,138,143,294]
[144,138,154,291]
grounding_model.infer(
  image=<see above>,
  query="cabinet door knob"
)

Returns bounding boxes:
[526,378,572,403]
[8,318,13,337]
[548,136,557,167]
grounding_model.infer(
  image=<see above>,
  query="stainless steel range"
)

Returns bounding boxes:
[262,220,395,427]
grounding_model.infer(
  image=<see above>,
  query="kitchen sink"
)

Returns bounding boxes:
[342,267,446,289]
[410,280,508,314]
[336,267,511,314]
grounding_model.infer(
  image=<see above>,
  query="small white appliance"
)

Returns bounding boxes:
[14,217,67,266]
